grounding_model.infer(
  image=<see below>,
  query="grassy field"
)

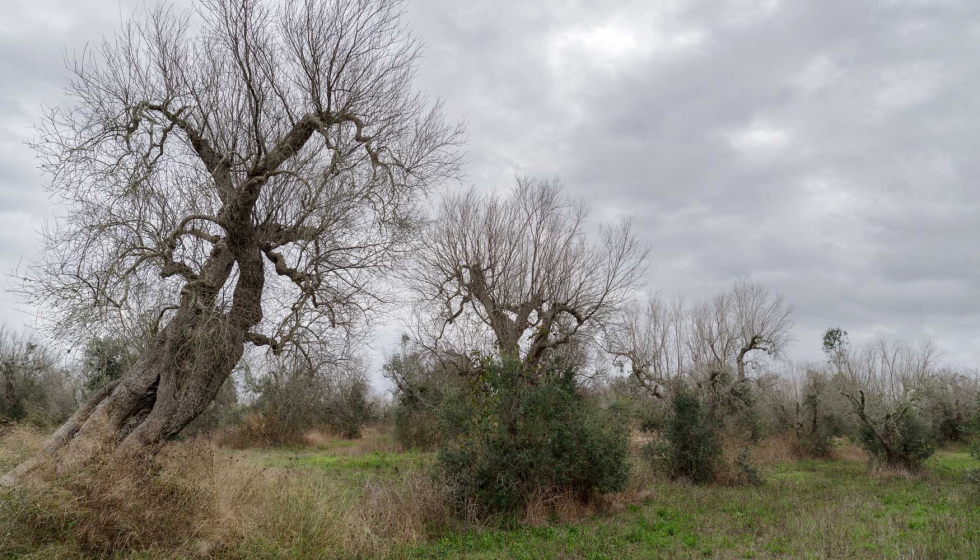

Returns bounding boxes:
[2,427,979,559]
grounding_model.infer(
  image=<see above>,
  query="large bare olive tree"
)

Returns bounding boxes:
[411,178,648,372]
[5,0,461,480]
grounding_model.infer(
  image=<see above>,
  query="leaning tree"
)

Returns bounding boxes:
[4,0,461,482]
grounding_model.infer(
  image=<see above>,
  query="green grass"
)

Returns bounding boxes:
[399,452,980,559]
[4,425,979,559]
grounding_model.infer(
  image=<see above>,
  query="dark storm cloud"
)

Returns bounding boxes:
[1,0,978,367]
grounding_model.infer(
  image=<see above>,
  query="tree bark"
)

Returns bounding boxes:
[2,237,261,486]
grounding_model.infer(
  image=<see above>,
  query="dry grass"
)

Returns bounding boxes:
[0,423,46,473]
[749,432,800,464]
[830,436,870,462]
[0,427,458,559]
[2,426,976,559]
[1,439,219,557]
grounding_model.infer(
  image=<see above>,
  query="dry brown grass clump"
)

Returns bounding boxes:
[1,427,459,559]
[0,439,219,557]
[749,432,800,464]
[829,437,870,462]
[215,455,455,558]
[0,423,47,473]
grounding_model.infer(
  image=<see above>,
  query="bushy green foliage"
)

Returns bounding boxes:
[81,336,131,395]
[795,392,839,458]
[797,394,827,457]
[436,359,630,514]
[859,409,935,470]
[968,436,980,490]
[326,374,373,439]
[385,343,469,450]
[0,333,78,426]
[962,398,980,487]
[649,387,722,484]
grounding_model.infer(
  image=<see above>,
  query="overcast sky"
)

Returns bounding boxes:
[2,0,979,374]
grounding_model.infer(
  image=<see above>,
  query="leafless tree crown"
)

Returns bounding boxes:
[412,177,648,370]
[606,280,795,397]
[24,0,463,357]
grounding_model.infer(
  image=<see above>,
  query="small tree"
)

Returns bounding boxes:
[822,327,850,375]
[383,336,468,449]
[778,368,846,458]
[841,338,937,470]
[323,368,373,439]
[649,386,721,484]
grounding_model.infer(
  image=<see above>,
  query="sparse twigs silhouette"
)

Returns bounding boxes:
[411,177,648,375]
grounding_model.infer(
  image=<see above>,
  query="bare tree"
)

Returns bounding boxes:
[6,0,461,480]
[605,292,686,399]
[840,337,938,468]
[606,281,792,402]
[411,178,647,372]
[688,280,794,382]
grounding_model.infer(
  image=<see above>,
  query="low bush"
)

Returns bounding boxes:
[858,408,935,471]
[393,394,443,450]
[647,386,722,484]
[241,361,376,445]
[436,359,630,516]
[326,373,373,439]
[385,342,470,450]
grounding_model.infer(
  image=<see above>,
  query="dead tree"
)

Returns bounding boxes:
[5,0,461,482]
[688,280,794,383]
[605,293,686,399]
[411,178,647,373]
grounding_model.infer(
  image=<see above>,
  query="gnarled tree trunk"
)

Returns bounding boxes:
[2,0,461,486]
[3,234,263,485]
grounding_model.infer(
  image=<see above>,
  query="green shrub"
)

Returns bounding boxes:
[795,392,837,458]
[385,342,468,450]
[650,387,721,484]
[436,359,630,515]
[968,437,980,490]
[964,396,980,489]
[326,374,373,439]
[929,401,968,445]
[392,386,445,450]
[859,408,935,470]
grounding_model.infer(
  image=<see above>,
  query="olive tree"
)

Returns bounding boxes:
[606,281,794,398]
[411,178,647,373]
[841,337,938,469]
[5,0,460,481]
[605,292,686,399]
[688,280,795,383]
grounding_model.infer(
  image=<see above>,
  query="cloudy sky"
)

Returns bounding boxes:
[2,0,979,372]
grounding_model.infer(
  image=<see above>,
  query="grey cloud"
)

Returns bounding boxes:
[1,0,978,370]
